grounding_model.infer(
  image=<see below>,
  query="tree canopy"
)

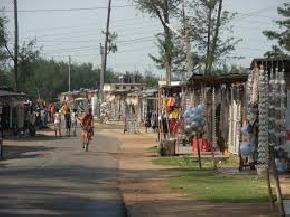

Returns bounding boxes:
[134,0,239,77]
[263,3,290,58]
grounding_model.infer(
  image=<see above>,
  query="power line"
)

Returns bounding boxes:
[23,16,157,33]
[233,5,279,19]
[4,4,134,13]
[36,35,154,45]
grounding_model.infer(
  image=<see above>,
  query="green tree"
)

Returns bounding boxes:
[144,75,158,87]
[18,40,41,90]
[187,0,239,74]
[0,14,8,65]
[133,0,182,82]
[263,3,290,58]
[0,13,13,88]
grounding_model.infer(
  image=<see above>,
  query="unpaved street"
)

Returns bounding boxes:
[0,131,126,217]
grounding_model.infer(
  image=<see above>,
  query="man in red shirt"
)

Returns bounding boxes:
[79,108,93,149]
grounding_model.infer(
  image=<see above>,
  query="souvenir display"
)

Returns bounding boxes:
[257,66,269,168]
[212,87,217,148]
[246,63,288,172]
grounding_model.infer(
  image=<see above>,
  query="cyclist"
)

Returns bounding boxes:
[79,108,93,150]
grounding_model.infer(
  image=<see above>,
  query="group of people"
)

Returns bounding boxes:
[53,100,94,149]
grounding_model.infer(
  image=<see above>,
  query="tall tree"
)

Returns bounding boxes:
[0,13,13,88]
[263,3,290,58]
[133,0,182,83]
[18,40,41,90]
[0,13,10,70]
[187,0,239,74]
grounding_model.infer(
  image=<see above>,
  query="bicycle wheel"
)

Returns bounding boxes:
[85,142,89,152]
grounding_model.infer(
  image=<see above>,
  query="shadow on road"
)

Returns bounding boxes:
[8,135,68,142]
[2,145,55,161]
[0,165,126,217]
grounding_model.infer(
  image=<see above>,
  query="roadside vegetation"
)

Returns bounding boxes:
[149,151,269,203]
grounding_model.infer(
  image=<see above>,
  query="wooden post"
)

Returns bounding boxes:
[271,146,285,217]
[197,135,202,170]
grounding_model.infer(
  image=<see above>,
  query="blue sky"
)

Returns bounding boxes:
[1,0,286,77]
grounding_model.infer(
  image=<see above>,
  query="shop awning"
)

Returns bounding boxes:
[187,73,248,87]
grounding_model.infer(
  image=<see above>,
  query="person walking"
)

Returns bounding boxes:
[53,111,61,137]
[49,103,55,123]
[60,102,71,136]
[71,108,78,137]
[78,108,93,150]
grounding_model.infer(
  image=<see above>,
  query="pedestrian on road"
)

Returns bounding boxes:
[60,103,71,137]
[53,111,61,137]
[71,108,78,137]
[78,108,93,149]
[49,103,55,123]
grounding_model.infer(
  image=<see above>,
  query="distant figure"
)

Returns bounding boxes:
[48,103,55,123]
[43,107,49,127]
[71,108,78,137]
[53,111,61,136]
[35,107,41,129]
[61,103,71,136]
[78,108,93,149]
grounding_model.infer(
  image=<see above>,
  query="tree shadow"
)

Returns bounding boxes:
[0,165,127,217]
[1,145,55,161]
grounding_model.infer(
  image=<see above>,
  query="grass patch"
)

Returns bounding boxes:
[152,155,239,169]
[152,156,268,203]
[223,154,239,167]
[146,146,160,154]
[152,156,214,169]
[170,171,268,203]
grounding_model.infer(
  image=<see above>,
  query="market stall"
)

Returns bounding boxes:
[244,58,290,172]
[186,74,248,155]
[158,83,183,140]
[142,89,158,133]
[157,82,183,155]
[0,89,26,137]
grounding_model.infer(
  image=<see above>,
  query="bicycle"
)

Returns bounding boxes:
[82,126,92,152]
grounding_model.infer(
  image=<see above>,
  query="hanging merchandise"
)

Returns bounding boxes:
[274,67,288,172]
[212,87,217,149]
[166,97,175,108]
[257,65,269,170]
[268,69,275,147]
[171,108,180,119]
[183,105,205,136]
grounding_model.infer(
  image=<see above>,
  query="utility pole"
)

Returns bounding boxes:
[100,0,112,101]
[68,55,71,92]
[14,0,18,91]
[100,43,105,95]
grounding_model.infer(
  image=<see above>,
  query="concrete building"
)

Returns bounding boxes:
[102,83,146,124]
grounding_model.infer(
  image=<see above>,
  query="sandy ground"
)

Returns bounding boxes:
[111,129,280,217]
